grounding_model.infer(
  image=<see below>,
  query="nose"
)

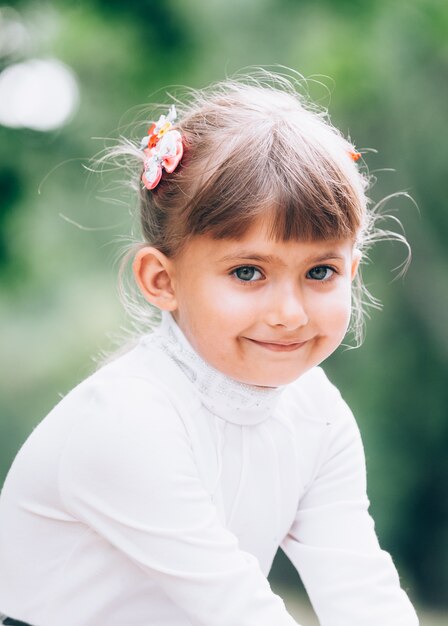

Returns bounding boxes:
[264,285,309,330]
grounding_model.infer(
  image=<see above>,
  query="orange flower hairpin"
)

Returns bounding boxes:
[140,105,183,190]
[349,149,361,162]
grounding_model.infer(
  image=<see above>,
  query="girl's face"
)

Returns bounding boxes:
[170,220,361,387]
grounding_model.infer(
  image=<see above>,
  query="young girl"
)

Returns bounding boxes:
[0,73,419,626]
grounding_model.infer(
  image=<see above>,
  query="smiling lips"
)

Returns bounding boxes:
[246,337,310,352]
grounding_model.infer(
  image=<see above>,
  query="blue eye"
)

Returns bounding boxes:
[307,265,334,281]
[233,266,263,282]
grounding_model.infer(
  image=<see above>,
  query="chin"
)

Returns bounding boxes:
[234,367,307,388]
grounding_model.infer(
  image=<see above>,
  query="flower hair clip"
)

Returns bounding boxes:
[349,149,361,162]
[140,105,183,190]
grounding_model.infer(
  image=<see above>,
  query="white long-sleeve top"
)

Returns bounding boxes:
[0,313,418,626]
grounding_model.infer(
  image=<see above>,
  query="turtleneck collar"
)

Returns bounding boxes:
[145,311,284,426]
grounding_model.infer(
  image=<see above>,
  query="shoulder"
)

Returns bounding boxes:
[57,351,201,501]
[281,366,363,452]
[281,369,367,495]
[46,336,201,447]
[273,368,364,494]
[281,366,347,425]
[71,334,198,409]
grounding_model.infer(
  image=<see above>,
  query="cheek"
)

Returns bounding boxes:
[178,280,244,342]
[315,287,352,334]
[197,280,256,322]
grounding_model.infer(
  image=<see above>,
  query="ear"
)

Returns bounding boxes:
[351,248,362,281]
[132,246,177,311]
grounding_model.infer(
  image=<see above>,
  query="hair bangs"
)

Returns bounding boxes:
[262,171,362,243]
[180,129,362,245]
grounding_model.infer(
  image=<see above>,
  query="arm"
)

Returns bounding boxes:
[281,381,419,626]
[59,377,300,626]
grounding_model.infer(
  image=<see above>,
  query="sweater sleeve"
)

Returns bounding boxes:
[58,377,300,626]
[281,374,419,626]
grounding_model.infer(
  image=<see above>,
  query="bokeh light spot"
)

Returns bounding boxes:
[0,58,80,131]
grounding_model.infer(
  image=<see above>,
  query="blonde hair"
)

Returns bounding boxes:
[98,70,409,352]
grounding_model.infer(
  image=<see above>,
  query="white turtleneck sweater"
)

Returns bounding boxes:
[0,313,418,626]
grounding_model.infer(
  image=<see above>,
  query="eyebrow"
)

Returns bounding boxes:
[218,251,346,265]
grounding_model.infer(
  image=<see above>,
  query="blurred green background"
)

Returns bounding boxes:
[0,0,447,622]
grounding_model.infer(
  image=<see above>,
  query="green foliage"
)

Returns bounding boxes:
[0,0,447,608]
